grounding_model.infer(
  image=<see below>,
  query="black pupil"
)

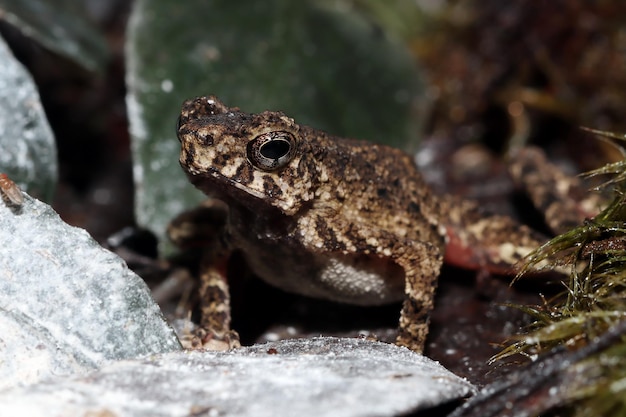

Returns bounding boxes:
[260,139,290,159]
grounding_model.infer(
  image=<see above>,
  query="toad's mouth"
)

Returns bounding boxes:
[225,175,268,200]
[194,168,291,210]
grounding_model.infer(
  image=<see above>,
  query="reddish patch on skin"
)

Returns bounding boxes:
[443,227,479,270]
[443,227,514,276]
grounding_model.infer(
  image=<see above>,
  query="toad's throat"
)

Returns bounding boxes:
[241,246,407,306]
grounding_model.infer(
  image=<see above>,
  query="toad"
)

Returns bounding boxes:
[172,96,584,353]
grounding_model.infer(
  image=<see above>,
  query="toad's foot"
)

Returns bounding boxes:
[181,327,241,351]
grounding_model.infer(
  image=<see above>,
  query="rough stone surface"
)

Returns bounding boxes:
[0,193,181,390]
[0,337,475,417]
[0,36,57,202]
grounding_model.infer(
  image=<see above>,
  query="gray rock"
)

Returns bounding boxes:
[0,193,181,390]
[0,36,57,202]
[0,337,475,417]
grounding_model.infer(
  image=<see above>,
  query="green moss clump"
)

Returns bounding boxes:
[493,129,626,416]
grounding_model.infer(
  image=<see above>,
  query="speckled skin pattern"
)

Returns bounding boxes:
[176,96,546,352]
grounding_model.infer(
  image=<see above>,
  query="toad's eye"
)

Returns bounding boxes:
[246,131,297,171]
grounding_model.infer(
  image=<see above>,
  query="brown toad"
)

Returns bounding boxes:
[174,96,559,353]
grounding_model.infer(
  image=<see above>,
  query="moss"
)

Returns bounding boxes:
[493,129,626,416]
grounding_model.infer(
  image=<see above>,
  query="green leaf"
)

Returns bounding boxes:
[0,0,109,73]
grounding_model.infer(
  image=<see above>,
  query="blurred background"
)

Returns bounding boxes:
[1,0,625,391]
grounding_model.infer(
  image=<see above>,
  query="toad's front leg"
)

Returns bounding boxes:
[168,200,240,351]
[394,239,443,353]
[190,253,241,351]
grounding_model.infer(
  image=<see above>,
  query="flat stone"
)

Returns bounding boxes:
[0,337,475,416]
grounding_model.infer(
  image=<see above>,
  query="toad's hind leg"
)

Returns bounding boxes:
[395,240,443,354]
[508,146,599,235]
